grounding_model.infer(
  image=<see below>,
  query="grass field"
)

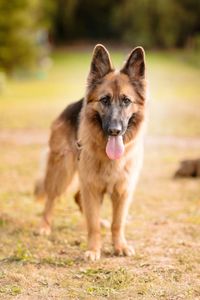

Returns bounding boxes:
[0,47,200,299]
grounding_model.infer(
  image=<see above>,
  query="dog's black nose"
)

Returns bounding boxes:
[108,125,121,136]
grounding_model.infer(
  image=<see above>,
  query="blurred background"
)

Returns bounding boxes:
[0,1,200,298]
[0,0,200,74]
[0,0,200,132]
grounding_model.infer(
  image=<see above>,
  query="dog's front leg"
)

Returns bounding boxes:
[111,188,135,256]
[80,184,102,261]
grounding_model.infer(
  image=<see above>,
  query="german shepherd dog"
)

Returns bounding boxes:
[35,44,147,261]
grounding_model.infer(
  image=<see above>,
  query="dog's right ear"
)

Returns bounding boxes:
[88,44,113,85]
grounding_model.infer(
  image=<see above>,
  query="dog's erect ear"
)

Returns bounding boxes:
[88,44,113,84]
[121,47,145,80]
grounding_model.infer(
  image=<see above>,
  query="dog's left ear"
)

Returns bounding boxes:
[121,47,145,80]
[88,44,113,85]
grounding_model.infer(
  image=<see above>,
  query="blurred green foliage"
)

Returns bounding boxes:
[113,0,200,48]
[51,0,200,48]
[50,0,117,42]
[0,0,53,73]
[0,0,199,73]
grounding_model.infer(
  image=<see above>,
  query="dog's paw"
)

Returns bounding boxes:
[39,223,51,236]
[84,250,101,261]
[114,244,135,257]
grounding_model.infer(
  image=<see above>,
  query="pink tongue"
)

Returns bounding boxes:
[106,136,124,160]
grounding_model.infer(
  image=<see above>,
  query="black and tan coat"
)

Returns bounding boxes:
[35,44,147,261]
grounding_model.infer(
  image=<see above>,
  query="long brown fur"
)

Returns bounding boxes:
[35,44,147,260]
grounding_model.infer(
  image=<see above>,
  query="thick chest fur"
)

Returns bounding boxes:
[78,140,143,195]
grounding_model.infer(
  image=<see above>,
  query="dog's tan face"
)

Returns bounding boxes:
[85,45,146,159]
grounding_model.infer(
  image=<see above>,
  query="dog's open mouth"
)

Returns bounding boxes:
[106,136,124,160]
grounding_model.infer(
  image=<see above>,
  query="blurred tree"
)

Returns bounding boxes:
[75,0,118,39]
[112,0,153,47]
[51,0,79,42]
[49,0,200,48]
[0,0,53,73]
[112,0,200,48]
[0,0,200,74]
[51,0,118,42]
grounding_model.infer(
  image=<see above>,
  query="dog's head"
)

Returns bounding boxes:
[85,44,147,160]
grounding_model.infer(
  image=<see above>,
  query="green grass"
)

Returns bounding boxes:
[0,47,200,299]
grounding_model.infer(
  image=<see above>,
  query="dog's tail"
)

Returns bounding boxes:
[34,146,80,202]
[34,178,46,202]
[34,148,49,202]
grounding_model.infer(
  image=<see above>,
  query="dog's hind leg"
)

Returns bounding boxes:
[40,148,77,235]
[38,119,78,235]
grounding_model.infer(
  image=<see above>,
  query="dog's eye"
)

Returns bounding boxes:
[122,96,132,106]
[100,95,111,106]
